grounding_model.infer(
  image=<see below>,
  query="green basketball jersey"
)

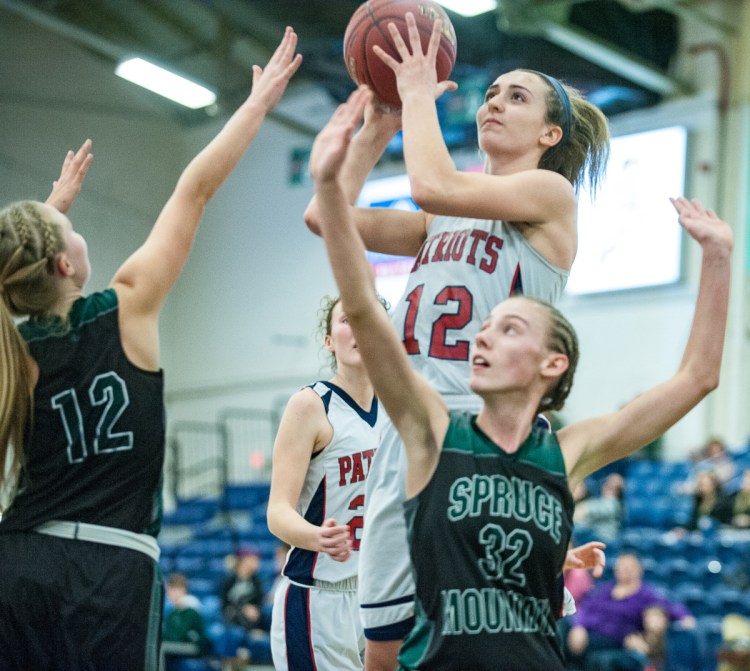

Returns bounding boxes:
[399,411,574,670]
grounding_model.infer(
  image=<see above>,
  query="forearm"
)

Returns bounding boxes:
[679,242,732,389]
[304,120,397,233]
[177,99,269,203]
[400,91,455,204]
[267,502,326,552]
[317,179,380,317]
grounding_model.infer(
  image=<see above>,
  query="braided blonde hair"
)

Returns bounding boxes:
[0,201,65,507]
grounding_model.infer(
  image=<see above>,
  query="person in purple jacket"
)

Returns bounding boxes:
[566,551,695,670]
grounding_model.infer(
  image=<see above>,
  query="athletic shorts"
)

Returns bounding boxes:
[0,530,163,671]
[359,395,483,640]
[271,576,364,670]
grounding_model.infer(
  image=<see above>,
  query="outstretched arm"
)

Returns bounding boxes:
[310,86,448,497]
[111,27,302,316]
[561,198,733,488]
[45,139,93,214]
[304,99,429,257]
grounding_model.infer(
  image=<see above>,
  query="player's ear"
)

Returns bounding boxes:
[540,124,564,149]
[540,351,568,380]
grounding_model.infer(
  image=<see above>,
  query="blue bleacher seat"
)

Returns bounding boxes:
[224,483,271,511]
[163,497,220,526]
[666,624,704,671]
[696,615,723,671]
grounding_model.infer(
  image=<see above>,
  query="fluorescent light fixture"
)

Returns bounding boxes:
[438,0,497,17]
[115,57,216,109]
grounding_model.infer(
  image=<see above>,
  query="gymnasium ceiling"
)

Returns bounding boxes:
[3,0,723,149]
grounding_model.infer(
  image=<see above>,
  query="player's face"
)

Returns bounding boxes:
[476,70,554,158]
[326,301,363,370]
[40,203,91,288]
[469,296,552,396]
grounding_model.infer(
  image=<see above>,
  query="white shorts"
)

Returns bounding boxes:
[359,395,482,640]
[271,576,364,670]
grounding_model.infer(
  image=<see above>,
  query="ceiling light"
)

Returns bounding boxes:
[115,58,216,109]
[438,0,497,17]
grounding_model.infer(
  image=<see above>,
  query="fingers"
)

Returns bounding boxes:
[372,44,400,71]
[319,518,352,562]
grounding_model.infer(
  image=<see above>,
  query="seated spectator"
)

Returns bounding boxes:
[684,470,731,532]
[566,552,695,671]
[574,473,625,542]
[623,604,670,671]
[163,572,211,668]
[220,547,266,633]
[683,437,736,491]
[727,468,750,529]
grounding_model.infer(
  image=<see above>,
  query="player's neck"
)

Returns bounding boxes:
[329,367,374,410]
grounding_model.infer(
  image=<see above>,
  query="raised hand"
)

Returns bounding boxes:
[372,13,457,101]
[309,86,372,184]
[247,26,303,112]
[317,518,353,562]
[45,139,93,214]
[670,197,733,253]
[564,541,606,578]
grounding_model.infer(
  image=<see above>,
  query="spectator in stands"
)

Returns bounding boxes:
[622,604,670,671]
[163,572,211,668]
[727,468,750,529]
[566,551,695,670]
[683,437,736,490]
[573,473,625,542]
[220,547,266,633]
[684,470,731,532]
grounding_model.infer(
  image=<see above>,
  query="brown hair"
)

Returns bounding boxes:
[523,296,580,414]
[520,70,610,194]
[0,201,65,505]
[317,294,389,372]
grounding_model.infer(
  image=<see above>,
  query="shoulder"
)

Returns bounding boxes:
[284,387,327,418]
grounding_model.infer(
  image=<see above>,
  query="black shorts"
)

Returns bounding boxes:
[0,531,163,671]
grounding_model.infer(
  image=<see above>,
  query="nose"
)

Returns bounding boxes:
[486,91,503,111]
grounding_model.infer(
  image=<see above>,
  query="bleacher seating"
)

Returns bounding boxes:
[590,453,750,670]
[159,483,277,667]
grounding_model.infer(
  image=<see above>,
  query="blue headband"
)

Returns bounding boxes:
[530,71,573,144]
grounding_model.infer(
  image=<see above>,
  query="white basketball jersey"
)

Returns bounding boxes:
[283,381,383,585]
[390,215,568,396]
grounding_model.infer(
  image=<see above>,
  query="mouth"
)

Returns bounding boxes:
[472,355,489,368]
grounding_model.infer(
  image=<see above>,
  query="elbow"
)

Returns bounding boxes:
[701,373,720,396]
[266,503,281,539]
[410,175,448,213]
[303,203,322,236]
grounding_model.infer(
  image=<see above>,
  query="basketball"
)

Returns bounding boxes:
[343,0,457,108]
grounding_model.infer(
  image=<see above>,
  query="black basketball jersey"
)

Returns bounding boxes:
[0,289,165,536]
[399,411,574,671]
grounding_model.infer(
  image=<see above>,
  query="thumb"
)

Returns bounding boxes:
[436,80,458,98]
[322,518,338,528]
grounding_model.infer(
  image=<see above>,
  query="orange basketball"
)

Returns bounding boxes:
[343,0,457,108]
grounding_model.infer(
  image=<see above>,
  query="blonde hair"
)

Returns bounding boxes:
[0,201,65,505]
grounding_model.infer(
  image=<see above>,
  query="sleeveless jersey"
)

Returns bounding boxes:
[0,289,165,536]
[399,412,574,671]
[390,215,568,397]
[283,381,382,585]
